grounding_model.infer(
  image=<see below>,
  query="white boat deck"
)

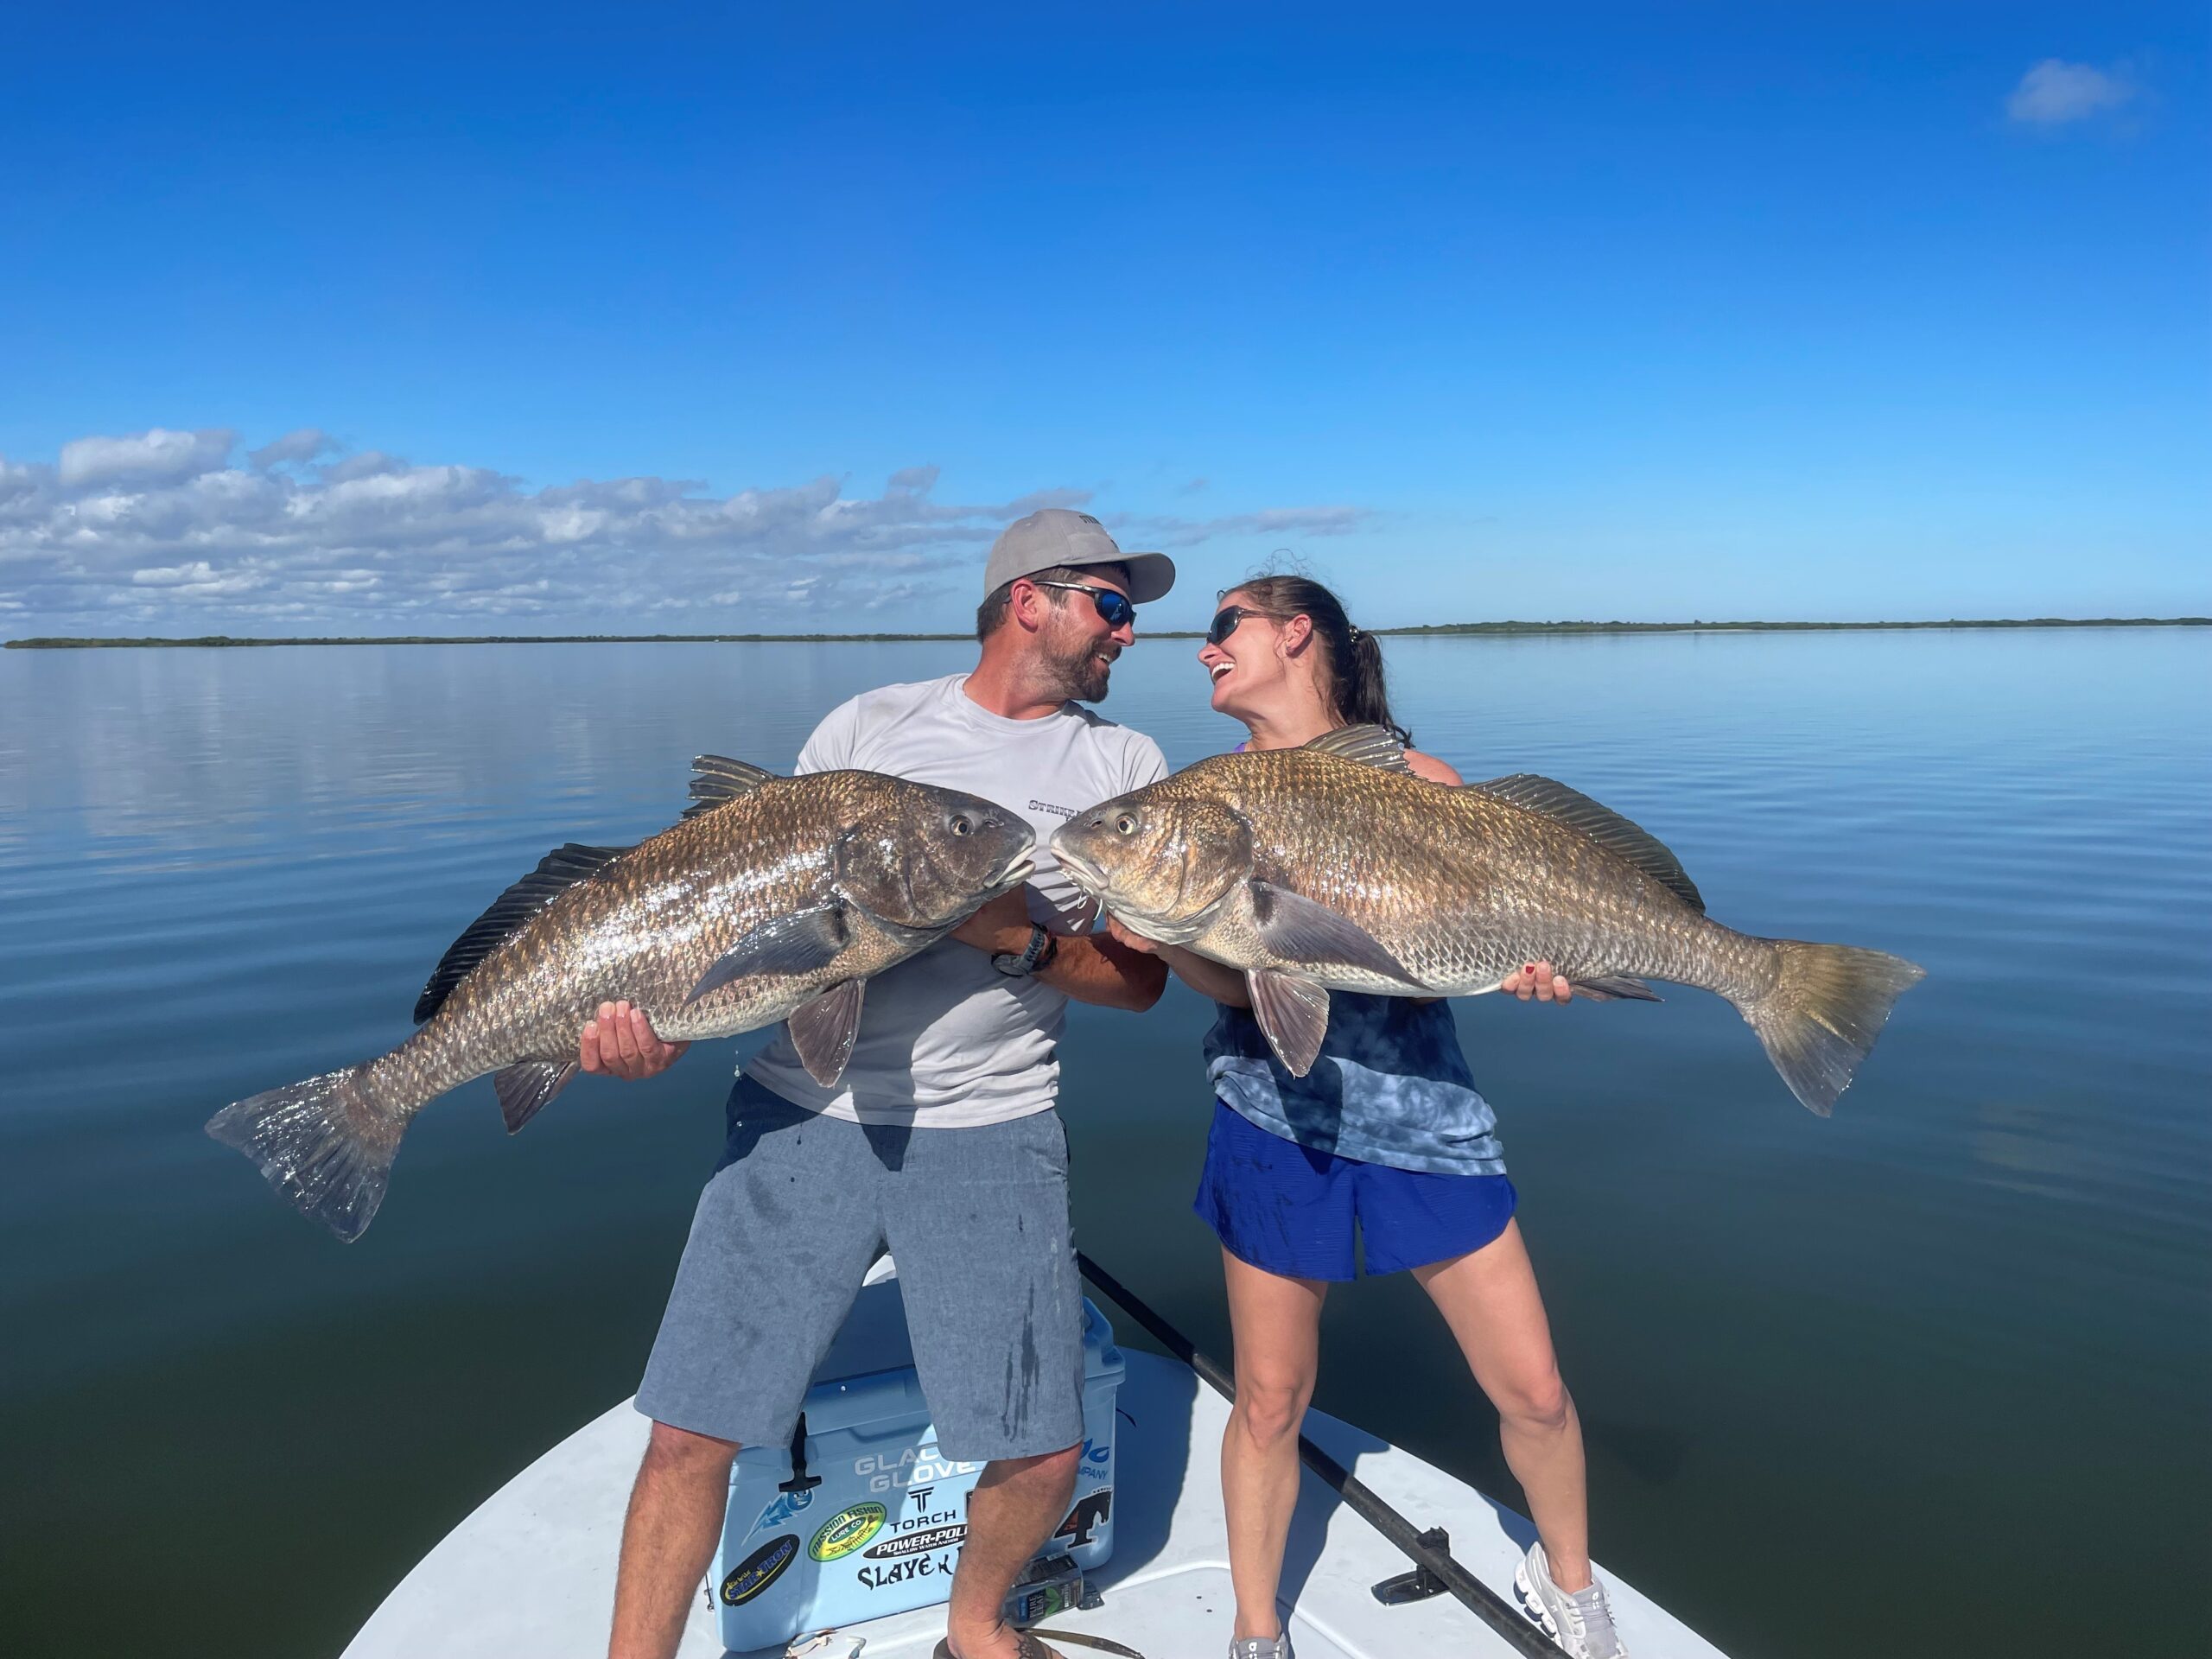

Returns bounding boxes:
[345,1351,1726,1659]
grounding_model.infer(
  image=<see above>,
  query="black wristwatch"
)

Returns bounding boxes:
[992,924,1058,978]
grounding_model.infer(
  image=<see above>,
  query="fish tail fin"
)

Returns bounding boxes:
[1738,940,1925,1116]
[205,1066,407,1243]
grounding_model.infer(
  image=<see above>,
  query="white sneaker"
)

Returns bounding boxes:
[1229,1630,1293,1659]
[1514,1541,1627,1659]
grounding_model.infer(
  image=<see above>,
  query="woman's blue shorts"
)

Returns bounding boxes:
[1193,1100,1517,1281]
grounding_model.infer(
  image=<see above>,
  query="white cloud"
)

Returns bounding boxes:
[248,428,334,468]
[2006,60,2135,126]
[56,428,235,489]
[1,426,1372,634]
[1124,504,1374,548]
[129,560,270,596]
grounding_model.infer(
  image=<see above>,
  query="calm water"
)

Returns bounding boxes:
[3,631,2207,1659]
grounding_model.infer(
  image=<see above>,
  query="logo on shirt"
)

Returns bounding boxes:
[1028,799,1077,820]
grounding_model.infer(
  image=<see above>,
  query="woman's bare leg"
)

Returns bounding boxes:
[1220,1246,1328,1643]
[1412,1219,1592,1591]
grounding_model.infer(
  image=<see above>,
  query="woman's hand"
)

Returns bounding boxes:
[1499,961,1573,1003]
[579,1000,690,1080]
[1103,916,1160,955]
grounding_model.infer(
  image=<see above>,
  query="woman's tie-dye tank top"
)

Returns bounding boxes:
[1201,740,1503,1174]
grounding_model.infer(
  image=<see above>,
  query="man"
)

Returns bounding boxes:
[588,508,1177,1659]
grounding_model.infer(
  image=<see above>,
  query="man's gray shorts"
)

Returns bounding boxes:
[636,1074,1084,1464]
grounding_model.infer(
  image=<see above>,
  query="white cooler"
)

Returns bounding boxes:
[712,1265,1125,1653]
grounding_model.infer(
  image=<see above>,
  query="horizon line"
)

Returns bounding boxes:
[6,616,2209,650]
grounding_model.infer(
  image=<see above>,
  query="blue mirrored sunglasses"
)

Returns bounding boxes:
[1032,580,1135,629]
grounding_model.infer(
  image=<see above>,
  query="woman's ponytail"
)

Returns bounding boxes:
[1339,626,1409,746]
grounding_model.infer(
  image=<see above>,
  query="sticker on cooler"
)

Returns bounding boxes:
[856,1445,984,1496]
[1054,1489,1111,1548]
[720,1535,798,1606]
[753,1487,814,1533]
[808,1502,887,1562]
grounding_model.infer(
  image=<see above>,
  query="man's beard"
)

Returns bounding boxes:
[1044,634,1116,703]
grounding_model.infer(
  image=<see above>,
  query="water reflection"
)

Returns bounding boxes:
[0,627,2207,1659]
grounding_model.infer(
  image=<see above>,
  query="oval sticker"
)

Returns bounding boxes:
[720,1534,798,1605]
[809,1501,887,1562]
[862,1522,969,1560]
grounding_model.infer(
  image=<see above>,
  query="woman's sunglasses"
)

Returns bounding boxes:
[1031,580,1135,629]
[1205,605,1263,646]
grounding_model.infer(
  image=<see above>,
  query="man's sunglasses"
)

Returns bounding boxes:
[1205,605,1262,646]
[1031,580,1135,629]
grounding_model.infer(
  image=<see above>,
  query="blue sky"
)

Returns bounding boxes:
[1,3,2203,635]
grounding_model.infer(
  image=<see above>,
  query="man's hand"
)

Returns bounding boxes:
[1499,961,1573,1003]
[579,1000,690,1081]
[950,888,1034,955]
[1103,917,1159,956]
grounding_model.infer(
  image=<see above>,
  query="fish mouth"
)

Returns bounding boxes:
[993,846,1039,892]
[1049,841,1109,903]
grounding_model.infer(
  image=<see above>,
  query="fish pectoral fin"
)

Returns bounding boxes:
[1248,969,1333,1077]
[1248,881,1422,986]
[788,978,866,1088]
[1565,975,1664,1003]
[685,907,851,1006]
[494,1058,580,1134]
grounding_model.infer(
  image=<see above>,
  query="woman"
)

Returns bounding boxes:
[1106,575,1627,1659]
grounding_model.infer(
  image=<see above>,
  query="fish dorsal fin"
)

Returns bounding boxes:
[413,842,631,1023]
[1474,774,1705,913]
[682,754,779,820]
[1300,723,1414,774]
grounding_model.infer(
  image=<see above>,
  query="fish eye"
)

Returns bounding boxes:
[950,815,971,836]
[1115,813,1138,836]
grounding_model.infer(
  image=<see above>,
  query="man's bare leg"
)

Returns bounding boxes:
[608,1421,739,1659]
[940,1444,1081,1659]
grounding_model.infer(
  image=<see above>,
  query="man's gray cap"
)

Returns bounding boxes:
[983,508,1176,605]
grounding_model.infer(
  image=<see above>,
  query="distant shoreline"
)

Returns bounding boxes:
[4,617,2206,649]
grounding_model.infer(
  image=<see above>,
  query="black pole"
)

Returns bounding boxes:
[1076,1250,1561,1659]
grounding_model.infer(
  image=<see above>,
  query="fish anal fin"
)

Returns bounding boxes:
[682,755,780,820]
[1300,723,1414,773]
[1249,880,1422,986]
[685,907,850,1006]
[494,1058,579,1134]
[1475,774,1706,914]
[788,979,866,1087]
[1248,969,1332,1077]
[1567,975,1664,1003]
[415,843,631,1024]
